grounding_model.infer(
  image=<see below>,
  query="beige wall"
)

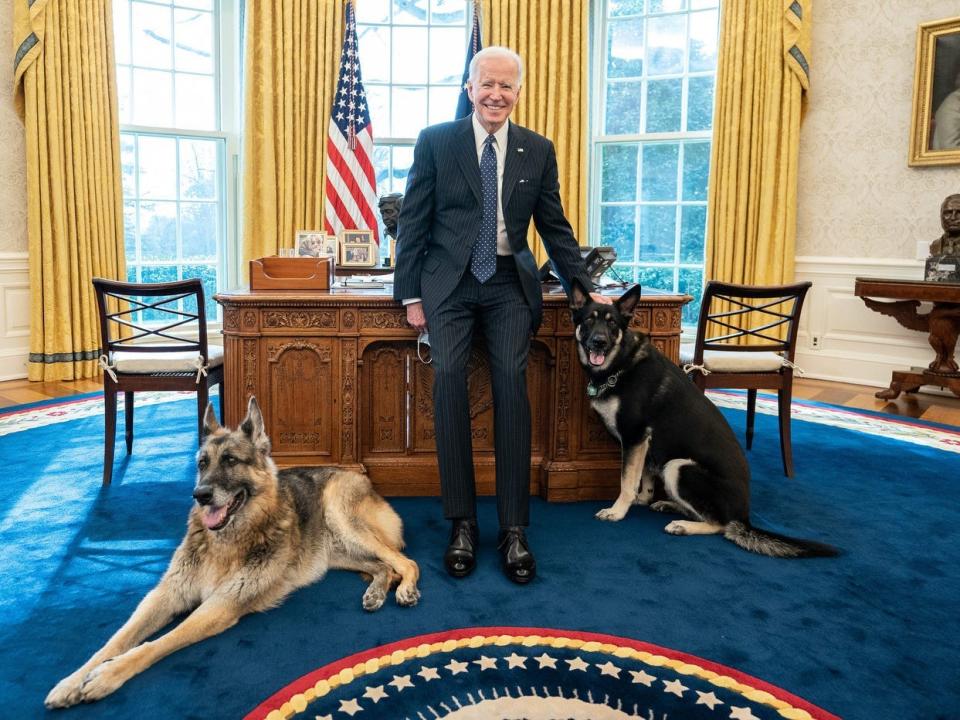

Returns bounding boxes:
[1,8,28,254]
[798,1,960,259]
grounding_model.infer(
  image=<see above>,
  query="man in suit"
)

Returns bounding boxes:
[393,46,610,584]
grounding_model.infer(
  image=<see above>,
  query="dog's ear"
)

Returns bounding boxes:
[241,396,271,455]
[569,279,591,310]
[202,402,221,438]
[616,284,643,320]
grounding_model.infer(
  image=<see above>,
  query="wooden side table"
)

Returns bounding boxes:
[854,277,960,399]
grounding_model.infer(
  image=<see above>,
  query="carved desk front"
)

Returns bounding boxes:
[215,287,690,501]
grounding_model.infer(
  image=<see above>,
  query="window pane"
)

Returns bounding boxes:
[648,0,686,11]
[117,67,132,123]
[132,2,172,70]
[645,78,682,133]
[605,81,641,135]
[689,10,718,72]
[609,0,644,16]
[374,146,391,197]
[687,75,714,130]
[391,146,414,194]
[121,134,136,196]
[639,205,676,262]
[358,26,390,84]
[114,0,131,64]
[139,202,177,260]
[431,0,466,25]
[430,27,464,83]
[607,19,644,79]
[181,203,217,259]
[179,0,213,10]
[133,69,173,126]
[175,74,216,130]
[174,8,214,73]
[138,136,177,199]
[366,84,390,133]
[636,266,674,292]
[182,264,219,320]
[679,267,704,324]
[690,0,718,7]
[357,0,389,24]
[392,27,428,83]
[392,87,428,136]
[600,205,637,262]
[429,85,459,125]
[393,0,428,25]
[646,14,685,76]
[641,143,679,201]
[179,139,217,199]
[124,201,137,259]
[682,141,710,200]
[601,145,638,202]
[679,205,706,261]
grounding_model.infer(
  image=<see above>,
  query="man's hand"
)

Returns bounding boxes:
[590,292,614,305]
[405,302,429,332]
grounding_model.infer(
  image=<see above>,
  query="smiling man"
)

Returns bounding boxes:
[393,46,610,585]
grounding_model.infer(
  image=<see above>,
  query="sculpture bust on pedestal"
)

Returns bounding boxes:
[925,193,960,282]
[378,193,403,268]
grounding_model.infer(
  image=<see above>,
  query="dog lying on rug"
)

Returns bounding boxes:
[569,281,837,559]
[46,397,420,708]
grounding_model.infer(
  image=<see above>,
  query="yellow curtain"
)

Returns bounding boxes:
[242,0,344,263]
[14,0,126,381]
[480,0,589,264]
[705,0,811,286]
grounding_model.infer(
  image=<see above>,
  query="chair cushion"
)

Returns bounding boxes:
[112,346,224,374]
[680,344,785,373]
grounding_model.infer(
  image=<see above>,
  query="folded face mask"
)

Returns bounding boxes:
[418,332,430,347]
[417,332,431,364]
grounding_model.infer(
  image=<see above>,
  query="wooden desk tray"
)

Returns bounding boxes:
[249,256,332,291]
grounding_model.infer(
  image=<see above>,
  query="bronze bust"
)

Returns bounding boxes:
[378,193,403,240]
[925,194,960,282]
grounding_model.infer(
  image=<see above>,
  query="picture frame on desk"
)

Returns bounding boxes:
[295,231,327,258]
[339,229,377,267]
[909,16,960,166]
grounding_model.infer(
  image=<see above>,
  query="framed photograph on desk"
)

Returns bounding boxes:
[339,229,377,267]
[295,231,326,258]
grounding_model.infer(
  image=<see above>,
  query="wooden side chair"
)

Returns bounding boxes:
[680,281,812,477]
[93,277,224,485]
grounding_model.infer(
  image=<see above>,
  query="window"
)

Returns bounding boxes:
[355,0,471,252]
[591,0,720,324]
[114,0,241,321]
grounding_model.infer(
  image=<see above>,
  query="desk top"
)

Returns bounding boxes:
[854,277,960,303]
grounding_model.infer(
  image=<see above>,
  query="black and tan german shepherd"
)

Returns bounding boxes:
[569,281,837,559]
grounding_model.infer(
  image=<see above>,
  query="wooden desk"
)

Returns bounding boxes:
[215,286,690,501]
[854,277,960,399]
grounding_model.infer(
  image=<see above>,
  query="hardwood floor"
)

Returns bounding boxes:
[2,376,959,427]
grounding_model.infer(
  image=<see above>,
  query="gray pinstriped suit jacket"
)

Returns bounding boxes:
[392,116,591,333]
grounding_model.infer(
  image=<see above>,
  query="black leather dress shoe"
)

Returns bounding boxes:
[497,526,536,584]
[444,518,478,578]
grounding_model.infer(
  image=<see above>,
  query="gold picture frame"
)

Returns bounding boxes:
[909,16,960,166]
[338,230,377,268]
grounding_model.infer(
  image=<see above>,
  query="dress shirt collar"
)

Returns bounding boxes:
[471,113,509,154]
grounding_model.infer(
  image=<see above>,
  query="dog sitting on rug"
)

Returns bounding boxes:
[569,281,838,559]
[46,396,420,708]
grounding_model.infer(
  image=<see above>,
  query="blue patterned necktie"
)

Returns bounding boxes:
[470,134,498,283]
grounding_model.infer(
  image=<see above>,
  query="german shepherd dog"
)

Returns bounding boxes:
[46,397,420,709]
[569,282,837,559]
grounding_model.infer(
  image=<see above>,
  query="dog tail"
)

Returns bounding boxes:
[724,520,839,558]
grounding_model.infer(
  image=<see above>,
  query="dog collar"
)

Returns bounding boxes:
[586,369,624,398]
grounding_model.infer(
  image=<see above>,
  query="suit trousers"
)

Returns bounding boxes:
[427,255,533,527]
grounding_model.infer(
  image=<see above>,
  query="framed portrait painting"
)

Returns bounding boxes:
[909,16,960,166]
[338,230,377,268]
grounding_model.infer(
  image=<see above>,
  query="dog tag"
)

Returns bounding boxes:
[586,384,598,398]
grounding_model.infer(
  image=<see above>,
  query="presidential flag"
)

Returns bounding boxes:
[455,4,483,120]
[325,0,380,243]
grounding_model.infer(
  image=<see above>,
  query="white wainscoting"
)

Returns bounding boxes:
[0,252,29,381]
[795,256,935,388]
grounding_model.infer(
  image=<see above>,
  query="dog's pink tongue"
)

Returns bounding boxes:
[201,504,227,529]
[589,351,606,366]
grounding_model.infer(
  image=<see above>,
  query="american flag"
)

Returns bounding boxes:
[325,0,379,243]
[455,4,483,119]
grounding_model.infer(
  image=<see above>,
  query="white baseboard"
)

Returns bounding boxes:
[0,252,29,380]
[794,256,941,389]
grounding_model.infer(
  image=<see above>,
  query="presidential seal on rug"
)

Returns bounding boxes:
[45,396,420,709]
[569,282,838,559]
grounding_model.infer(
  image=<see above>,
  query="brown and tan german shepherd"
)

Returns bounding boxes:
[46,397,420,708]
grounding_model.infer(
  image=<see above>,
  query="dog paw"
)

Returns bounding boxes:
[664,520,688,535]
[362,587,387,612]
[650,501,678,514]
[45,673,86,709]
[396,584,420,607]
[78,660,127,703]
[595,506,626,522]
